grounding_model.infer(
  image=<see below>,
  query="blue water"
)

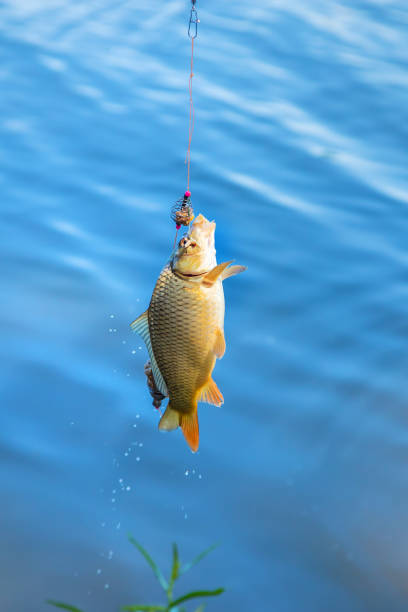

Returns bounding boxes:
[1,1,408,610]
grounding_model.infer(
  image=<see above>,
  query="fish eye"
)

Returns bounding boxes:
[190,241,196,248]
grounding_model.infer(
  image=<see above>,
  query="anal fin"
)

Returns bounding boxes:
[198,378,224,407]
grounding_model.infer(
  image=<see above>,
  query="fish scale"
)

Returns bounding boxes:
[148,264,225,414]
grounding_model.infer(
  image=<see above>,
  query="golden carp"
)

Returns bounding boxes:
[130,214,246,452]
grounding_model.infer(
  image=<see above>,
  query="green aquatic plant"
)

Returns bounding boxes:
[47,535,224,612]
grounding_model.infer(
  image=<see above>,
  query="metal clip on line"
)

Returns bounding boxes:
[188,1,199,39]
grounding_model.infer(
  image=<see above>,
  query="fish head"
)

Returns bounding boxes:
[172,214,217,275]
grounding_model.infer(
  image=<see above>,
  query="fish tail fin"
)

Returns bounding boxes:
[158,402,200,452]
[180,411,199,453]
[158,403,180,432]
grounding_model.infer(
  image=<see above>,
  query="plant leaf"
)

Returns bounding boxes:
[171,543,180,583]
[167,543,180,600]
[169,588,225,608]
[179,544,219,576]
[122,606,166,611]
[128,535,168,592]
[46,601,84,612]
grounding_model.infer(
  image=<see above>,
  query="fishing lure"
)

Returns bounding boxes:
[171,191,194,229]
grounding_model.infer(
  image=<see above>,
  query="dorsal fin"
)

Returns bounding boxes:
[130,311,149,337]
[201,261,233,287]
[130,311,168,397]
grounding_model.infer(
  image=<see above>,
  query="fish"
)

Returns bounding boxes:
[130,214,246,452]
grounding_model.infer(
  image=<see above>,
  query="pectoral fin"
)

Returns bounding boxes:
[198,378,224,406]
[201,261,233,287]
[213,328,226,359]
[222,264,247,280]
[130,310,168,397]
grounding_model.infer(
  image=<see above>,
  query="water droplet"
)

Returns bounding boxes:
[131,350,136,354]
[132,424,137,428]
[110,314,115,319]
[97,569,102,575]
[104,583,110,590]
[184,513,188,519]
[112,489,116,494]
[119,478,123,484]
[111,498,116,503]
[116,522,121,530]
[109,328,113,333]
[124,452,128,457]
[136,456,141,462]
[184,470,189,476]
[198,474,202,480]
[122,340,127,345]
[139,442,143,447]
[136,414,140,419]
[101,522,106,527]
[126,486,131,491]
[108,550,113,560]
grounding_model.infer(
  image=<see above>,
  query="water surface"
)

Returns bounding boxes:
[1,1,408,611]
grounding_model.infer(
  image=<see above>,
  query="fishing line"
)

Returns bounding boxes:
[185,36,195,192]
[170,0,199,246]
[186,0,198,192]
